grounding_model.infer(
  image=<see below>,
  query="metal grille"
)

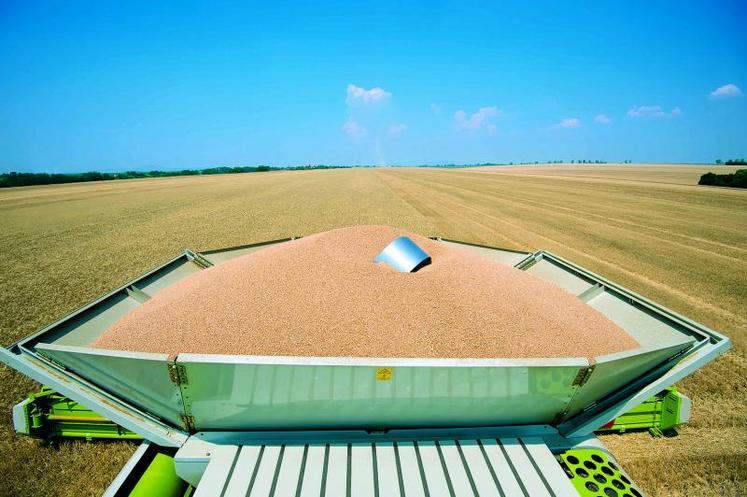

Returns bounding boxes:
[205,437,578,497]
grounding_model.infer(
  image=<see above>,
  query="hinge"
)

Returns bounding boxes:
[582,401,598,413]
[551,410,569,425]
[168,363,188,385]
[37,352,67,371]
[180,414,196,431]
[187,251,213,269]
[572,366,595,387]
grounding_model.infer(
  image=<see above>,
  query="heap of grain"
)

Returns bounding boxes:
[92,226,637,358]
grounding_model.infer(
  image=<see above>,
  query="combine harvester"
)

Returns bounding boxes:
[1,233,730,497]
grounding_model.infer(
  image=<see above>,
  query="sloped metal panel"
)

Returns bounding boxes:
[587,290,694,348]
[200,238,294,265]
[437,239,531,266]
[525,258,594,296]
[47,293,142,347]
[176,355,586,430]
[34,343,186,427]
[135,258,204,297]
[564,342,693,418]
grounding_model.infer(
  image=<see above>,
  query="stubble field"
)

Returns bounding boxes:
[0,164,745,496]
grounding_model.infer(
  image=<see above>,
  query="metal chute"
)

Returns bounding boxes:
[374,236,431,272]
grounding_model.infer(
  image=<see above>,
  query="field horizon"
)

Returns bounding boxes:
[0,164,745,496]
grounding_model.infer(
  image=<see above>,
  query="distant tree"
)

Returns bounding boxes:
[698,169,747,188]
[715,159,722,164]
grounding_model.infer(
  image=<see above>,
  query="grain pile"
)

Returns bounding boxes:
[92,226,638,358]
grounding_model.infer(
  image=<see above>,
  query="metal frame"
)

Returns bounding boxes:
[171,425,621,497]
[1,237,730,442]
[515,251,730,436]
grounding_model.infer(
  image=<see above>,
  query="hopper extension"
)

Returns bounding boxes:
[1,233,730,496]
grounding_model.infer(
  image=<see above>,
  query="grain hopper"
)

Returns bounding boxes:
[1,229,730,497]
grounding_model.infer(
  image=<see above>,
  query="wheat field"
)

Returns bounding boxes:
[0,164,745,496]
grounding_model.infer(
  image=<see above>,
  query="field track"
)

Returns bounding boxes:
[0,164,745,496]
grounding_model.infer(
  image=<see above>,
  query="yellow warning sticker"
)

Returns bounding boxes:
[376,367,393,381]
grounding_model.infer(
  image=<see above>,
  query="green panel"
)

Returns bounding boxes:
[559,449,643,497]
[595,387,686,434]
[129,453,190,497]
[16,387,142,441]
[35,344,186,428]
[177,355,586,430]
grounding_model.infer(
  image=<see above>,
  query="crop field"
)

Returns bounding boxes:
[0,164,745,496]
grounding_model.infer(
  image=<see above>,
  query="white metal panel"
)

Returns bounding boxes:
[136,259,203,296]
[439,441,476,496]
[438,240,530,266]
[479,439,524,497]
[397,442,426,497]
[458,441,501,497]
[179,356,583,430]
[50,294,142,347]
[526,258,593,295]
[565,342,693,418]
[0,348,188,447]
[273,446,305,497]
[194,445,239,497]
[181,433,581,497]
[249,445,281,497]
[376,442,402,497]
[350,444,375,497]
[298,445,326,497]
[12,399,29,435]
[201,240,291,265]
[417,442,451,497]
[325,444,348,497]
[499,438,552,497]
[588,291,694,348]
[35,344,186,427]
[521,437,578,497]
[223,446,262,497]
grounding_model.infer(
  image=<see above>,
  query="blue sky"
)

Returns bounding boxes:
[1,1,745,172]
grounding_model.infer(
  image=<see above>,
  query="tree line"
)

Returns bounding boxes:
[699,169,747,188]
[0,165,348,188]
[715,159,747,165]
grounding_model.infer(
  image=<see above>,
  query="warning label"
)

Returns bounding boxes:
[376,367,393,381]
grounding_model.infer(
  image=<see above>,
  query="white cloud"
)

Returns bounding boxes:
[387,123,407,136]
[627,105,682,118]
[341,119,367,139]
[346,84,391,105]
[556,117,581,128]
[430,103,442,114]
[454,106,500,131]
[709,83,743,99]
[594,114,611,124]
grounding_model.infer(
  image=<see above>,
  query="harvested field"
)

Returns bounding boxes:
[93,225,636,358]
[1,164,745,496]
